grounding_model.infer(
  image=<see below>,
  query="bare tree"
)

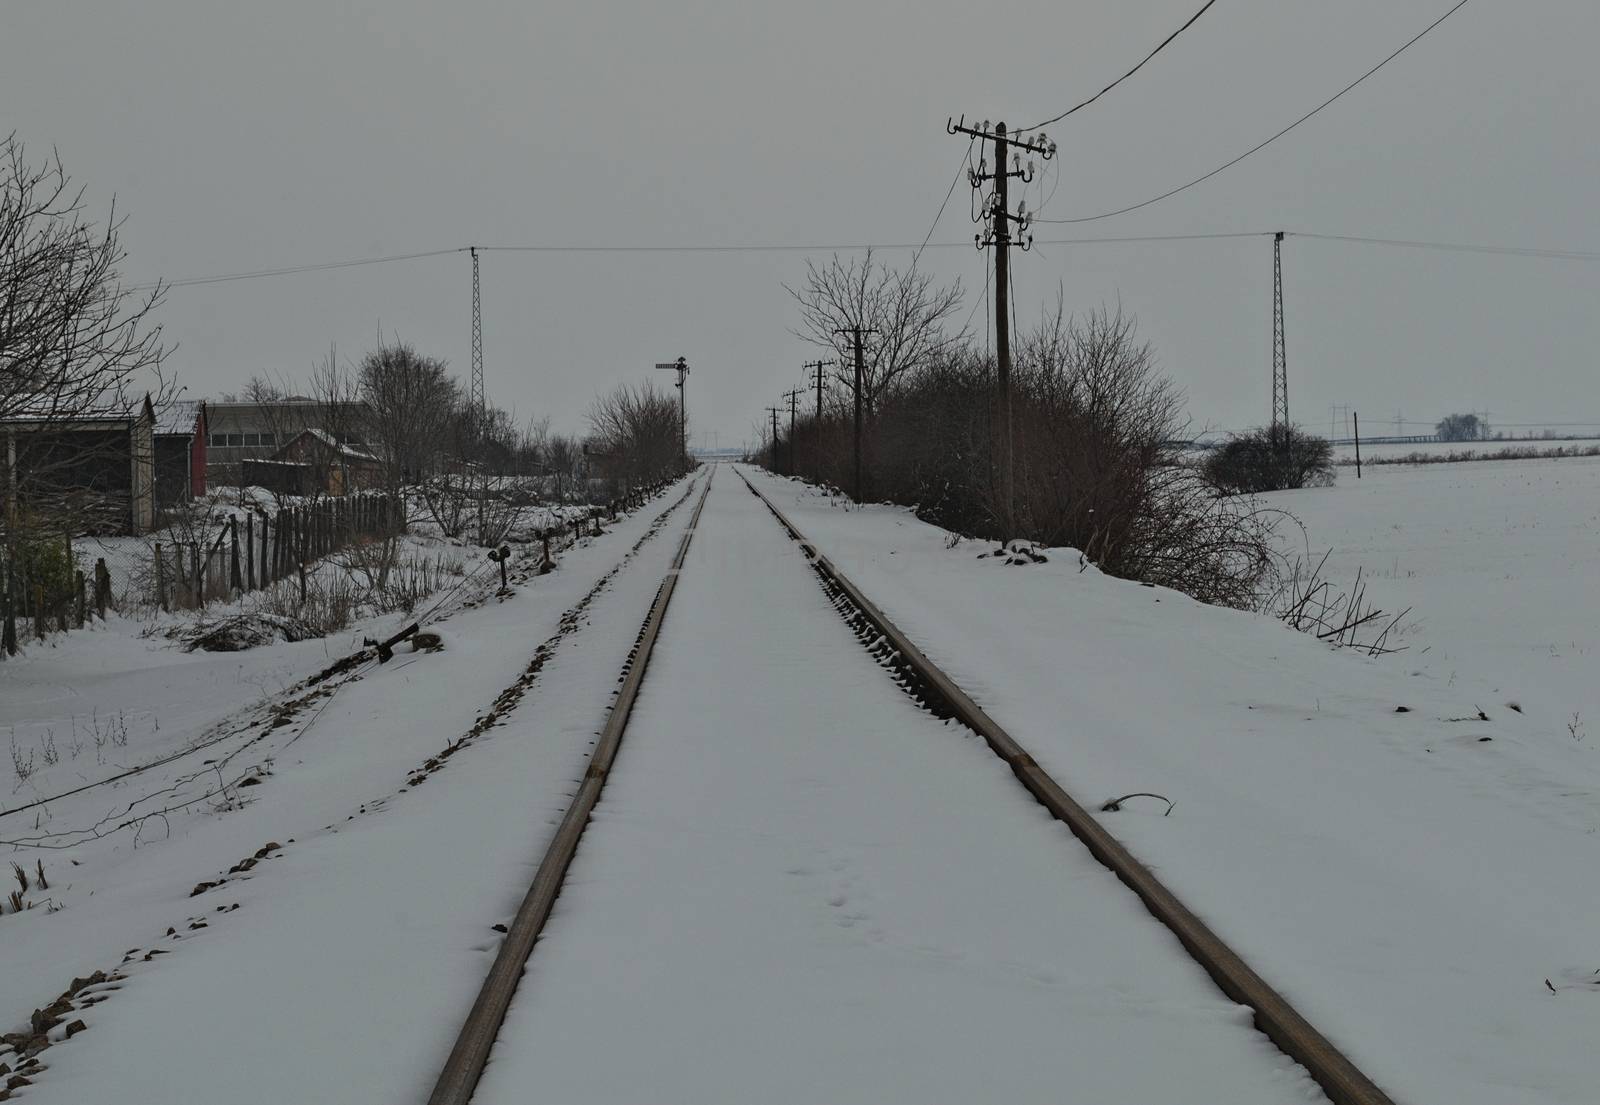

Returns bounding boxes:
[545,434,582,501]
[587,381,683,493]
[357,341,458,490]
[1,133,172,537]
[785,249,965,418]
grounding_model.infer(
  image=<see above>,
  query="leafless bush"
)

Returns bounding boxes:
[1261,550,1410,655]
[587,381,686,492]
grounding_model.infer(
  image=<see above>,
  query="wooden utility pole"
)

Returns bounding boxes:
[783,388,802,477]
[766,406,782,473]
[834,327,877,502]
[1353,411,1362,479]
[949,116,1054,538]
[804,359,833,477]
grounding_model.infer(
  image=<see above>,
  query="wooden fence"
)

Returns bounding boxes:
[1,543,114,657]
[154,493,400,611]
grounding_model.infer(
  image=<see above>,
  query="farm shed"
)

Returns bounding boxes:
[155,399,207,506]
[1,396,156,535]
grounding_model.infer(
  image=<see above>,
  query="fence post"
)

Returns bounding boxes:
[95,558,110,619]
[155,541,167,612]
[191,541,203,609]
[75,570,86,628]
[299,561,307,605]
[246,513,255,591]
[230,516,242,593]
[2,569,15,656]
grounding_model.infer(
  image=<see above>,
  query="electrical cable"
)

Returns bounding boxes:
[1289,232,1600,263]
[130,247,465,291]
[912,138,976,272]
[1021,0,1220,132]
[1034,0,1475,224]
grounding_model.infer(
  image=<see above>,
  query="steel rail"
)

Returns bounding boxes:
[738,468,1396,1105]
[426,467,715,1105]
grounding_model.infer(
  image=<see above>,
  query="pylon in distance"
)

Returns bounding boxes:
[1271,231,1289,439]
[470,246,485,425]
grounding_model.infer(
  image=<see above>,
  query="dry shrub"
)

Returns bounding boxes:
[781,304,1282,609]
[1203,425,1334,494]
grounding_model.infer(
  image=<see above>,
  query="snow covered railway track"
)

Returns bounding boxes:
[425,468,716,1105]
[736,470,1395,1105]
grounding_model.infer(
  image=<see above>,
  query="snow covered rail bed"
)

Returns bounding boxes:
[426,470,717,1105]
[736,468,1395,1105]
[461,469,1338,1105]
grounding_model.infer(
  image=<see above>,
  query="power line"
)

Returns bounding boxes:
[136,219,1600,297]
[1034,0,1476,224]
[1021,0,1220,132]
[130,247,465,291]
[1289,232,1600,263]
[911,138,977,271]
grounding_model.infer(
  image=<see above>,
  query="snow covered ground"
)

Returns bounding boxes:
[4,457,1593,1103]
[0,476,703,1103]
[1269,455,1600,749]
[475,470,1323,1105]
[743,464,1600,1105]
[1327,437,1600,465]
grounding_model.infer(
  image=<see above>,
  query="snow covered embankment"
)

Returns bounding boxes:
[743,464,1600,1105]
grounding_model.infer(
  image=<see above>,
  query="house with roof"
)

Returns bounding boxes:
[242,428,383,496]
[201,397,325,487]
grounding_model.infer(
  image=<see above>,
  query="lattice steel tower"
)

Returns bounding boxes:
[469,246,485,422]
[1271,231,1288,437]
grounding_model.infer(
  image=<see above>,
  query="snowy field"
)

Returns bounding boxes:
[1268,455,1600,746]
[1327,436,1600,465]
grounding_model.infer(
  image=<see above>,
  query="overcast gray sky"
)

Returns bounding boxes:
[5,1,1596,446]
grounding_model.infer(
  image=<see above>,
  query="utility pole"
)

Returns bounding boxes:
[949,116,1055,538]
[784,388,802,477]
[1272,231,1289,444]
[833,327,878,503]
[469,247,485,426]
[804,359,833,474]
[767,406,782,473]
[654,357,691,471]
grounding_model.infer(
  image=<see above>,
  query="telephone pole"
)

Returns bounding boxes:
[1272,231,1289,442]
[784,388,802,477]
[767,406,782,473]
[804,359,833,476]
[654,357,691,471]
[950,116,1055,538]
[834,327,877,502]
